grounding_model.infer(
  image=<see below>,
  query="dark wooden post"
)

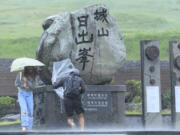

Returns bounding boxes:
[141,40,162,128]
[169,40,180,128]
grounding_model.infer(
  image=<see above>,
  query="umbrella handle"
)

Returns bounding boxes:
[20,72,22,81]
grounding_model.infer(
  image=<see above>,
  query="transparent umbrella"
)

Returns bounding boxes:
[10,57,45,72]
[52,58,79,99]
[52,58,79,85]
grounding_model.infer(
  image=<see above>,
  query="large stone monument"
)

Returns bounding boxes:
[34,4,126,129]
[36,4,126,85]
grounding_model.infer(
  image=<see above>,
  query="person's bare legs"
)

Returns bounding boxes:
[67,117,75,128]
[78,113,84,131]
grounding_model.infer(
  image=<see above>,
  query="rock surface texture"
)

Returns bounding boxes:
[36,4,126,84]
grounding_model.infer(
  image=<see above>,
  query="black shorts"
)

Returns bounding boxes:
[64,97,84,117]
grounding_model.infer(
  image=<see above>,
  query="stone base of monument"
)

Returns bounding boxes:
[33,85,126,129]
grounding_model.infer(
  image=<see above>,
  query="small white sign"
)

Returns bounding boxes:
[146,86,160,113]
[175,86,180,112]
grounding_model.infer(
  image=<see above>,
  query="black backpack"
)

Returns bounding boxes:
[64,74,81,98]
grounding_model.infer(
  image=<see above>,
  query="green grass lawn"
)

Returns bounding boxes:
[125,109,171,115]
[0,119,20,126]
[1,0,180,59]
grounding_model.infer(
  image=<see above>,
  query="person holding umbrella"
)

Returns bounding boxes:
[11,57,45,131]
[15,66,37,131]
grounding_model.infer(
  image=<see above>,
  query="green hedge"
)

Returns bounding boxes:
[162,89,171,110]
[125,80,141,103]
[0,96,15,117]
[125,79,171,113]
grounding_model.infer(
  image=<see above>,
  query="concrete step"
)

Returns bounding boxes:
[0,131,180,135]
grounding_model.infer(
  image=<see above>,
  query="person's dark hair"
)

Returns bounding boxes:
[24,67,37,79]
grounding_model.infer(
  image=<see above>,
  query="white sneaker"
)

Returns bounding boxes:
[22,127,27,131]
[71,123,76,129]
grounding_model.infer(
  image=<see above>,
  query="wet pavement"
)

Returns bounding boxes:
[0,129,180,135]
[1,124,180,135]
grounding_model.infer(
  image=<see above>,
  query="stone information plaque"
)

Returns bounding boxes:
[146,86,160,113]
[175,86,180,112]
[82,91,112,112]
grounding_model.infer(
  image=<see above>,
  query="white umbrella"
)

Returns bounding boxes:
[10,57,45,72]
